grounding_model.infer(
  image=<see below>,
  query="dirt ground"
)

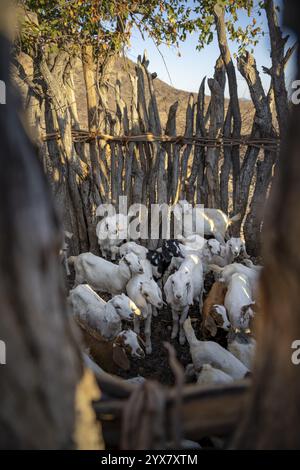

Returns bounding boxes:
[67,255,260,386]
[68,268,228,386]
[114,270,229,385]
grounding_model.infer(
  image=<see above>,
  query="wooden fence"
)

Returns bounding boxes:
[18,50,279,254]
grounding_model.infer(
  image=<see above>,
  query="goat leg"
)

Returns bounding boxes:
[144,308,152,355]
[134,316,140,335]
[171,309,179,340]
[179,306,190,345]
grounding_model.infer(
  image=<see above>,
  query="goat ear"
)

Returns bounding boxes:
[137,335,146,349]
[204,316,218,337]
[187,283,194,306]
[164,278,172,304]
[241,241,250,258]
[113,345,130,370]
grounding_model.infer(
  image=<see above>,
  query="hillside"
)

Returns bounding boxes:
[17,53,254,135]
[73,55,254,135]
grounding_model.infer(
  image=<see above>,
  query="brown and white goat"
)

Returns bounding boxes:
[202,281,230,337]
[75,317,145,374]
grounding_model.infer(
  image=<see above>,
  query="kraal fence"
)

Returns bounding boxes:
[29,52,280,255]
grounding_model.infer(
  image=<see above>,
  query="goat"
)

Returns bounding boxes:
[204,209,241,241]
[68,252,143,295]
[146,239,184,281]
[196,364,234,385]
[119,241,148,259]
[203,238,249,268]
[227,331,256,370]
[209,262,261,295]
[164,254,203,344]
[126,259,163,354]
[173,200,240,242]
[59,230,73,276]
[68,284,140,341]
[183,317,249,379]
[96,213,128,260]
[162,239,184,258]
[202,281,230,337]
[178,236,223,274]
[224,273,255,330]
[242,258,263,272]
[179,234,206,256]
[222,237,250,264]
[76,315,145,373]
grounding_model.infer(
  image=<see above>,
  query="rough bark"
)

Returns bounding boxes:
[237,52,275,241]
[233,0,300,448]
[220,104,232,213]
[165,101,178,203]
[81,45,104,202]
[205,57,225,208]
[264,0,290,139]
[180,94,194,200]
[195,78,207,205]
[39,51,94,254]
[214,4,241,213]
[0,31,81,449]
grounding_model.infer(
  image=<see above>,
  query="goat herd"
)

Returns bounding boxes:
[66,203,261,386]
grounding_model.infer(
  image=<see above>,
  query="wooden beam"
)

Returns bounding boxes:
[93,380,250,448]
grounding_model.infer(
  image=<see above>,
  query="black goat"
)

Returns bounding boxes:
[147,240,183,280]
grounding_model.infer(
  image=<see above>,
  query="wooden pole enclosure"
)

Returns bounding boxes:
[14,1,295,256]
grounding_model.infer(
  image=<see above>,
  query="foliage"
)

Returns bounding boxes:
[18,0,195,55]
[190,0,264,55]
[18,0,265,58]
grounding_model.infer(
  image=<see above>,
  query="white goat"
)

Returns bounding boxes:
[196,364,234,386]
[119,241,148,259]
[205,209,241,241]
[173,201,240,242]
[96,213,128,259]
[179,236,223,273]
[242,259,263,272]
[183,317,249,379]
[164,254,204,344]
[68,252,143,295]
[180,234,206,253]
[227,332,256,370]
[224,273,255,330]
[126,259,163,354]
[222,237,250,265]
[210,262,261,295]
[68,284,141,341]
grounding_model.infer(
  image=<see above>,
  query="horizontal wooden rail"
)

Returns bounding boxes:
[94,376,250,448]
[42,130,280,151]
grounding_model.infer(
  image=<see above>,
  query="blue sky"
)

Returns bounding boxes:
[127,1,297,99]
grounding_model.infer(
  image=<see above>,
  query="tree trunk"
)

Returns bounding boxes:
[243,152,274,255]
[180,94,194,200]
[236,51,275,240]
[220,104,232,213]
[39,51,94,254]
[214,4,241,216]
[233,0,300,448]
[0,31,81,449]
[264,0,290,139]
[205,57,225,208]
[81,45,104,203]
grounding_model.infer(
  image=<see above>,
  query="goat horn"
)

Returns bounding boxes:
[137,335,146,348]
